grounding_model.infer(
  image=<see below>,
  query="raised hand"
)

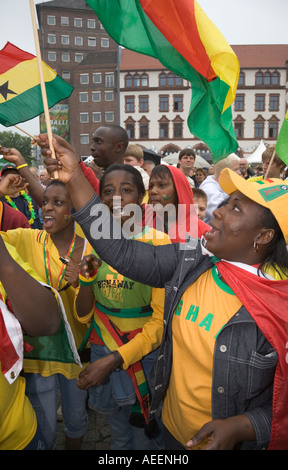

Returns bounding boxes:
[0,173,28,197]
[0,146,26,167]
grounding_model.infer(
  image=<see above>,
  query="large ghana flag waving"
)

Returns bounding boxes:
[86,0,240,162]
[0,42,73,127]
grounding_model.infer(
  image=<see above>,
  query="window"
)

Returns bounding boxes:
[80,113,89,123]
[75,53,83,63]
[75,37,83,46]
[255,72,263,85]
[105,111,114,122]
[125,74,133,87]
[79,92,88,102]
[80,134,89,145]
[269,95,279,111]
[141,74,148,87]
[125,96,135,113]
[88,19,96,28]
[272,72,279,86]
[61,17,69,26]
[238,72,245,86]
[174,96,183,112]
[268,122,278,138]
[105,73,114,88]
[234,122,244,138]
[47,34,56,44]
[88,37,96,47]
[159,95,169,112]
[93,73,102,84]
[61,35,70,45]
[139,96,148,112]
[48,51,56,61]
[74,18,83,27]
[126,123,135,139]
[47,16,56,25]
[101,38,109,47]
[62,71,70,80]
[168,73,174,86]
[140,123,149,139]
[255,95,265,111]
[235,95,244,111]
[134,74,140,87]
[92,91,101,102]
[159,73,167,86]
[174,122,183,138]
[62,52,70,62]
[264,72,271,85]
[80,74,89,84]
[175,76,183,86]
[160,123,169,138]
[92,112,102,123]
[105,91,114,101]
[255,121,264,139]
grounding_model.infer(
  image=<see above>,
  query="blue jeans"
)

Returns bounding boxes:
[88,344,163,450]
[24,373,88,450]
[23,426,48,450]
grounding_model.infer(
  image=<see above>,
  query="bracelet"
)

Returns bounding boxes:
[16,163,28,170]
[111,350,123,371]
[78,268,98,286]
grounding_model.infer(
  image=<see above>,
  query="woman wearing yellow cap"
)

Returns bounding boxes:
[43,136,288,451]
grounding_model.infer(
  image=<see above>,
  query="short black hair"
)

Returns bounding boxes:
[99,163,145,199]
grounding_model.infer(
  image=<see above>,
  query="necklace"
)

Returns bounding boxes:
[5,191,36,225]
[43,232,76,291]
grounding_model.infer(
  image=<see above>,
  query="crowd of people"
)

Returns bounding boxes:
[1,125,288,451]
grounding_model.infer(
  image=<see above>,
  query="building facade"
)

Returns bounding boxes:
[120,46,288,160]
[36,0,119,157]
[36,1,288,161]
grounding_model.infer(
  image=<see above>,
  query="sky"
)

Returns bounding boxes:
[1,0,288,138]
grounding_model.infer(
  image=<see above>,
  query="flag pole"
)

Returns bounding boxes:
[29,0,58,178]
[264,150,276,179]
[14,125,35,139]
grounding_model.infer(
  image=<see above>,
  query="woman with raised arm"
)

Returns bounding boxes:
[44,136,288,450]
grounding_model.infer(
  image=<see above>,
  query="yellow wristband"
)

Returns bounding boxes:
[16,163,28,170]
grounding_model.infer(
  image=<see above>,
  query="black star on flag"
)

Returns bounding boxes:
[0,81,17,100]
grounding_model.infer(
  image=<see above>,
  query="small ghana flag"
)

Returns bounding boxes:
[275,110,288,166]
[0,42,73,127]
[86,0,240,162]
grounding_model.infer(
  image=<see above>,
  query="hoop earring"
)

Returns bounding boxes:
[253,241,258,253]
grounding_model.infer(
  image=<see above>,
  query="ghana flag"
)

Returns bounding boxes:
[0,42,73,127]
[275,110,288,166]
[85,0,240,162]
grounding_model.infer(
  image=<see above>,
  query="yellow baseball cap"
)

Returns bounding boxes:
[219,168,288,243]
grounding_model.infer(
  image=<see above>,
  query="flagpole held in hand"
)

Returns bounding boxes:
[29,0,59,179]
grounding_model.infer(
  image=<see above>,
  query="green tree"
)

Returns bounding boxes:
[0,131,35,166]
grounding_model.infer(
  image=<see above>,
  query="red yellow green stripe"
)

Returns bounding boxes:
[0,42,73,127]
[86,0,239,162]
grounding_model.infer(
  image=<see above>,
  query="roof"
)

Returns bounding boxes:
[36,0,92,11]
[120,45,288,71]
[232,44,288,68]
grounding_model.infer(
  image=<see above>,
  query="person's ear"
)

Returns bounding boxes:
[255,228,275,247]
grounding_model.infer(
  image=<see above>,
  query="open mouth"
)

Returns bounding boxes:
[43,215,55,228]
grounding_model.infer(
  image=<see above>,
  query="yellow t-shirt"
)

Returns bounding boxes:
[0,371,37,450]
[162,266,242,446]
[0,228,92,379]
